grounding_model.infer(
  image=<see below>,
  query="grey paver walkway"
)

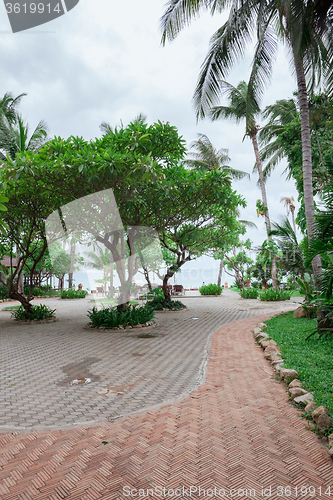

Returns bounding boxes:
[0,291,301,431]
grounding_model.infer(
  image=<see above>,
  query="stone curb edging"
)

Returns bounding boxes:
[253,322,333,458]
[84,320,157,331]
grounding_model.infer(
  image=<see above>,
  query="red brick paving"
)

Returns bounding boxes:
[1,314,332,499]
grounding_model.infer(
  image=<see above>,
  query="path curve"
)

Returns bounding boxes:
[1,312,332,500]
[0,291,300,430]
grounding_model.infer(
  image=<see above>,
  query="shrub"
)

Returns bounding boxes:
[241,288,259,299]
[61,289,88,299]
[259,288,292,301]
[87,303,155,328]
[199,284,222,296]
[147,297,186,311]
[146,288,186,311]
[0,284,8,300]
[12,304,56,321]
[23,286,57,297]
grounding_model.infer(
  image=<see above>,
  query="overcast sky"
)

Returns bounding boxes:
[0,0,301,282]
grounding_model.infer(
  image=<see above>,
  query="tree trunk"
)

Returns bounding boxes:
[293,56,321,281]
[251,132,279,290]
[162,274,171,300]
[9,289,34,317]
[291,207,297,234]
[142,264,153,291]
[68,243,75,289]
[109,252,114,298]
[217,258,224,287]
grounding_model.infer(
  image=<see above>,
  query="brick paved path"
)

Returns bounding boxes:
[0,292,299,430]
[1,308,333,499]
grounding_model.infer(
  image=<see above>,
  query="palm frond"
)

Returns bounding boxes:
[160,0,209,45]
[100,121,114,135]
[193,1,257,119]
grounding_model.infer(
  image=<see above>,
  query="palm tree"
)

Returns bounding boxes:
[280,196,297,233]
[160,0,333,282]
[184,133,250,180]
[258,98,298,180]
[0,114,48,161]
[209,80,279,289]
[185,133,250,286]
[0,92,26,125]
[86,246,115,295]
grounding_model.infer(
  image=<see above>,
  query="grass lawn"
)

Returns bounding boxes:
[2,305,21,310]
[229,287,304,298]
[289,290,305,297]
[264,311,333,416]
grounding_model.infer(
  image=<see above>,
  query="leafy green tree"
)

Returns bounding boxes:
[224,239,254,290]
[0,169,62,315]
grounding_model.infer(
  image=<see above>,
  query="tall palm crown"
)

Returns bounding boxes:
[184,133,250,180]
[0,115,48,161]
[258,98,298,179]
[0,92,26,125]
[208,79,280,289]
[0,93,48,161]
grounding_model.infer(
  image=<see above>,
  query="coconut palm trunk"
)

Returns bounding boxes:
[251,130,279,290]
[293,57,321,281]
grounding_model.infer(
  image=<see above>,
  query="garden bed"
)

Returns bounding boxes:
[262,311,333,414]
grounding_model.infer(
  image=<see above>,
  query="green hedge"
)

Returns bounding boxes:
[259,288,292,301]
[87,303,155,328]
[199,284,222,296]
[241,288,259,299]
[12,304,56,321]
[61,289,88,299]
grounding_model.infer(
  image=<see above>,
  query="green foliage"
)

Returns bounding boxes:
[12,304,56,321]
[256,199,268,217]
[61,289,88,299]
[264,312,333,417]
[147,289,186,310]
[259,288,292,301]
[87,303,155,328]
[240,287,259,299]
[199,284,222,295]
[0,283,8,299]
[296,274,316,303]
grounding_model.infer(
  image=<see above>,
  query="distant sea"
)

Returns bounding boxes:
[64,256,233,291]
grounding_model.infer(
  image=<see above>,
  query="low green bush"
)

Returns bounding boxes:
[259,288,292,301]
[61,289,88,299]
[240,288,259,299]
[12,304,56,321]
[0,284,8,300]
[146,288,186,311]
[23,286,60,297]
[199,284,222,296]
[87,303,155,328]
[147,298,186,311]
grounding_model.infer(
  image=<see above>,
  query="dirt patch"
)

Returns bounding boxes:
[57,357,101,386]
